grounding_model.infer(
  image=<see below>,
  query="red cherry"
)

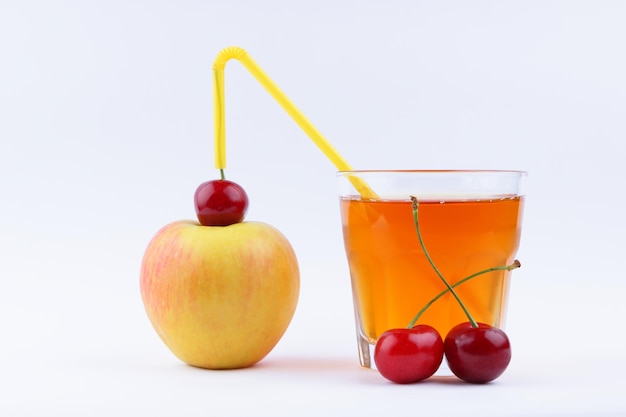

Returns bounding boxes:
[444,322,512,384]
[373,325,444,384]
[194,179,249,226]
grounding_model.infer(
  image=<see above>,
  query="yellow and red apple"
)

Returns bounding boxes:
[140,179,299,369]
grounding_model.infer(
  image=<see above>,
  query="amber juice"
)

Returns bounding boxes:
[340,196,524,346]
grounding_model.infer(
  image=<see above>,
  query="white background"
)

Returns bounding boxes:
[1,1,625,416]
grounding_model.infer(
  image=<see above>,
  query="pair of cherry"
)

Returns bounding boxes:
[374,322,511,384]
[373,196,516,385]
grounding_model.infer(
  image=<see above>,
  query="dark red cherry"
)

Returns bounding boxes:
[373,325,444,384]
[194,179,249,226]
[444,322,512,384]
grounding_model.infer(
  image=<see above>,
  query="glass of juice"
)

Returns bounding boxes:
[337,170,526,369]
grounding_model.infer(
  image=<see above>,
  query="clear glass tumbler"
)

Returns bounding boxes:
[337,170,526,369]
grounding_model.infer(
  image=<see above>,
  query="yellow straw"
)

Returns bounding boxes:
[212,46,375,198]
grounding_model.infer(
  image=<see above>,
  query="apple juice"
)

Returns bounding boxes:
[340,196,523,346]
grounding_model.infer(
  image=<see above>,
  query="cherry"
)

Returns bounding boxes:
[444,322,512,384]
[374,325,444,384]
[194,179,249,226]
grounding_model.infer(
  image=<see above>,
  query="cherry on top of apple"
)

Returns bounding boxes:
[194,170,249,227]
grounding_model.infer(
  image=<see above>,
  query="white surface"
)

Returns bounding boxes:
[1,1,625,416]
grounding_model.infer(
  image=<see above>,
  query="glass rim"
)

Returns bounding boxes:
[336,169,527,175]
[337,169,527,199]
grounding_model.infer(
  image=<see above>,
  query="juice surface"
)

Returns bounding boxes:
[340,196,523,343]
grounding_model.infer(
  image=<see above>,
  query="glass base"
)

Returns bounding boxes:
[356,332,452,376]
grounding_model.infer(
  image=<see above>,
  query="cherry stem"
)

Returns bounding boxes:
[219,168,226,180]
[410,196,478,328]
[407,260,521,328]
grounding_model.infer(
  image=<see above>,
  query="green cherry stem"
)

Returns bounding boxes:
[219,168,226,180]
[410,196,478,328]
[407,260,521,329]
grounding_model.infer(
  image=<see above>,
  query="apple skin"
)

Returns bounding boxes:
[140,220,300,369]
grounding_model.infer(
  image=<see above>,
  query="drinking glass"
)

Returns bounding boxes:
[337,170,526,369]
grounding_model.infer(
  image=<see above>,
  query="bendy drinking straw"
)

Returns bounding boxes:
[212,46,375,198]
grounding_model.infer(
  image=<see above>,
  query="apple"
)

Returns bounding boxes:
[140,219,300,369]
